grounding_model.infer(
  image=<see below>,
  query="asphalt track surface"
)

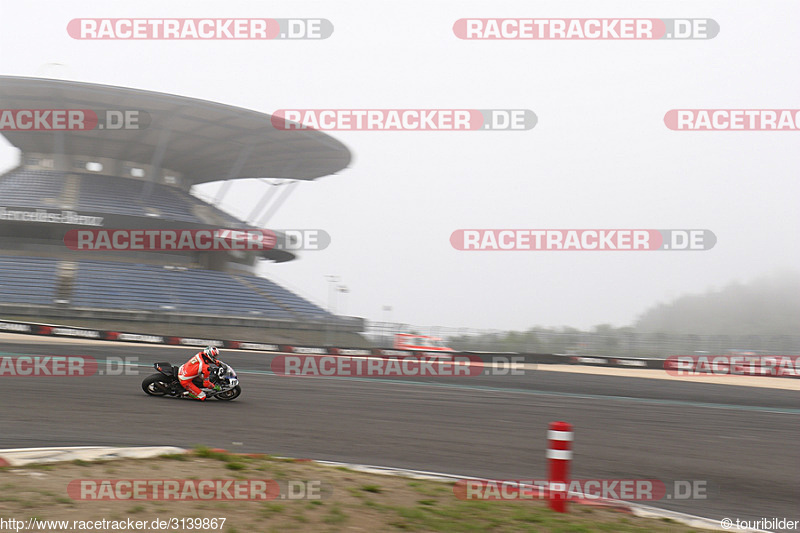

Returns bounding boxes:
[1,338,798,527]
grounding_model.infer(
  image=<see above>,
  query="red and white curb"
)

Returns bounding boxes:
[0,446,767,532]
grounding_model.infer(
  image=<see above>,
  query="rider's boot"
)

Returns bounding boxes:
[183,390,206,401]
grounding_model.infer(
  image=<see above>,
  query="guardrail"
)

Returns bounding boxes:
[0,318,796,378]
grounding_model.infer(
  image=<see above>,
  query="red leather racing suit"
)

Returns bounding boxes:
[178,352,214,400]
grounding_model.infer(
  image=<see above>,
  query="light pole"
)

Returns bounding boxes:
[325,275,340,313]
[337,285,349,316]
[382,305,393,347]
[325,275,340,347]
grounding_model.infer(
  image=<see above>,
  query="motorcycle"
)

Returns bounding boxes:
[141,360,242,401]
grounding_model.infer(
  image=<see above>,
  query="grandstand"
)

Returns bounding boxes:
[0,169,246,225]
[0,76,364,345]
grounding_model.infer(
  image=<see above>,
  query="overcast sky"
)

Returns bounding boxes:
[1,0,798,331]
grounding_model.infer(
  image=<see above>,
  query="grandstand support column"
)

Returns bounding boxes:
[214,144,254,206]
[247,180,282,223]
[52,129,68,171]
[109,159,125,177]
[249,159,300,225]
[257,181,299,227]
[144,128,172,197]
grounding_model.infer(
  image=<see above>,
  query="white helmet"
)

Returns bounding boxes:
[202,346,220,365]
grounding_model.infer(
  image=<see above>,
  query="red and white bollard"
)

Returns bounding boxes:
[547,421,573,512]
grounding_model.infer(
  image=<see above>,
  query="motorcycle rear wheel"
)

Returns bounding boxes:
[142,373,170,396]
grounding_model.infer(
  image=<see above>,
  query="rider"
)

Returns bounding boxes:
[178,346,222,401]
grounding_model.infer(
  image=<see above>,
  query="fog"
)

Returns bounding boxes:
[1,0,797,331]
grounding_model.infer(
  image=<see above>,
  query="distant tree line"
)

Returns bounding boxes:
[446,272,800,356]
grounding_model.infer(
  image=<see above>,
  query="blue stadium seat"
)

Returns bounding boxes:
[77,175,199,222]
[0,169,66,208]
[70,260,299,319]
[0,256,59,304]
[0,169,245,226]
[0,255,322,318]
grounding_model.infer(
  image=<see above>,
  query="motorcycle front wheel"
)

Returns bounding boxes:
[214,385,241,401]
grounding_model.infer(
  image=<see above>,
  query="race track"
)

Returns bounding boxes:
[1,337,798,526]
